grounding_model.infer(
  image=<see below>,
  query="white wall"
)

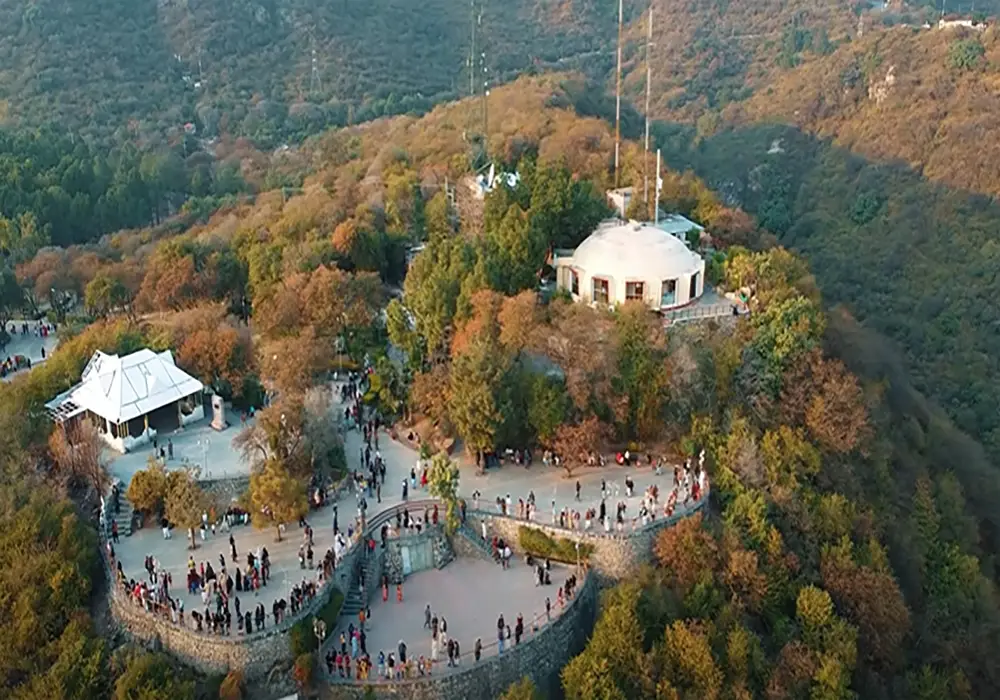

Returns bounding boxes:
[556,258,706,311]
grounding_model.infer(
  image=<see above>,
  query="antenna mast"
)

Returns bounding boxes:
[481,2,490,160]
[469,0,477,98]
[311,48,321,93]
[643,5,653,214]
[614,0,623,188]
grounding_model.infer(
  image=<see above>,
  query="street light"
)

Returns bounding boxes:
[200,438,210,478]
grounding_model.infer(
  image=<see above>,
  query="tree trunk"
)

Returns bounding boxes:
[188,527,197,549]
[275,524,283,542]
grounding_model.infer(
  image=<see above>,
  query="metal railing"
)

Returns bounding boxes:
[464,484,709,541]
[327,563,591,684]
[663,303,736,325]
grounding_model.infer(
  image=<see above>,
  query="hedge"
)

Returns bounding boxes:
[289,587,344,655]
[518,526,594,564]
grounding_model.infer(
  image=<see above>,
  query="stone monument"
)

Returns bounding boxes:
[210,394,228,431]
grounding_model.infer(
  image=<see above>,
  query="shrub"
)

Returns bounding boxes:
[126,460,169,515]
[292,653,315,689]
[218,670,244,700]
[518,526,594,564]
[289,587,344,655]
[948,38,985,71]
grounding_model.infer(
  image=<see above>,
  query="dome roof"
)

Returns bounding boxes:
[570,220,703,280]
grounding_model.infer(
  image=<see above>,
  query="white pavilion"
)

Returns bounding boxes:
[46,349,205,452]
[554,218,706,311]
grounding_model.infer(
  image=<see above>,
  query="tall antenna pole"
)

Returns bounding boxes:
[614,0,623,188]
[643,5,653,215]
[469,0,477,98]
[481,3,489,161]
[311,48,321,93]
[654,149,661,225]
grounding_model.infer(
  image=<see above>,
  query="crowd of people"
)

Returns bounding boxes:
[105,507,361,639]
[1,321,54,378]
[470,455,709,536]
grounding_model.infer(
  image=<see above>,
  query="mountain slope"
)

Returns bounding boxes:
[737,24,1000,196]
[619,0,856,123]
[0,0,614,145]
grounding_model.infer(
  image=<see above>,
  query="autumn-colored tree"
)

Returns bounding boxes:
[426,452,460,534]
[450,288,504,358]
[499,677,541,700]
[164,469,208,549]
[218,670,245,700]
[780,350,868,454]
[409,364,451,426]
[562,584,653,700]
[136,253,202,311]
[258,326,331,398]
[249,458,308,541]
[723,546,769,614]
[498,290,540,354]
[821,539,910,668]
[84,273,131,318]
[551,416,607,478]
[112,650,197,700]
[127,460,170,516]
[539,299,617,413]
[654,512,719,594]
[15,247,78,318]
[47,421,108,496]
[175,314,253,396]
[657,620,724,700]
[760,425,820,492]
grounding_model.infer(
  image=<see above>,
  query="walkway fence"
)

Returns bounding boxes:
[663,303,737,325]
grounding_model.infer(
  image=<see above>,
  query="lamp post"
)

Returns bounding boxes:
[200,437,210,478]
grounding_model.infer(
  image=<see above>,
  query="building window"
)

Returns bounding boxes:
[661,279,677,306]
[570,269,580,296]
[689,272,699,300]
[625,281,644,301]
[592,278,609,305]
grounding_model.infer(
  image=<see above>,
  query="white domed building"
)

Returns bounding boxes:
[554,218,705,311]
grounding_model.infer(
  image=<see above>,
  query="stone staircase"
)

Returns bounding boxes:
[457,521,496,562]
[107,491,135,537]
[340,548,382,618]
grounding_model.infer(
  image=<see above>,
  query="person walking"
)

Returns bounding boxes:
[229,534,237,562]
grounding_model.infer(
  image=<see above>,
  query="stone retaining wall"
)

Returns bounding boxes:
[464,497,707,580]
[109,580,338,679]
[328,568,598,700]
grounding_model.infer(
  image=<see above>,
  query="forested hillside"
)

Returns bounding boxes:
[656,120,1000,481]
[737,24,1000,196]
[3,72,1000,700]
[0,0,614,146]
[620,0,856,124]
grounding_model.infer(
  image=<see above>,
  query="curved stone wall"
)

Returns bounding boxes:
[327,568,598,700]
[464,492,708,580]
[102,500,435,677]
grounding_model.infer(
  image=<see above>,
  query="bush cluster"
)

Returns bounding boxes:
[288,588,345,655]
[518,526,593,564]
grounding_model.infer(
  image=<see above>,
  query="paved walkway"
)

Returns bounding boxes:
[1,319,59,382]
[113,380,690,633]
[108,417,256,485]
[329,558,571,679]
